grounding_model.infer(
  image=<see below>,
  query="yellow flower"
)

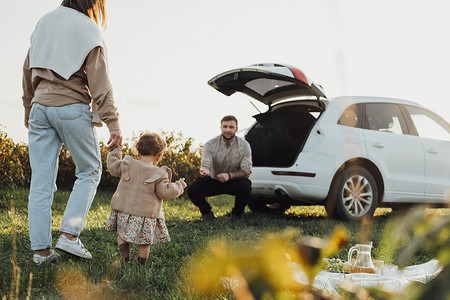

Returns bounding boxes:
[183,226,349,298]
[295,224,349,283]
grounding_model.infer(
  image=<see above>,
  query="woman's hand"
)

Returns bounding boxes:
[108,129,123,150]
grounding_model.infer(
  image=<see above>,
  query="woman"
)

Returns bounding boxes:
[22,0,122,265]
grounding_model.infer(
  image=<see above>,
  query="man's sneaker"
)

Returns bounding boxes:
[201,211,216,221]
[33,249,60,266]
[55,234,92,259]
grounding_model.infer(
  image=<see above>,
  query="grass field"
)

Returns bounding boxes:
[1,188,448,299]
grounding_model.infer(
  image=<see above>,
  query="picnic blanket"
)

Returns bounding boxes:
[292,259,442,295]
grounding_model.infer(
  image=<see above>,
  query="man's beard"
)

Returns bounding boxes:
[222,133,235,141]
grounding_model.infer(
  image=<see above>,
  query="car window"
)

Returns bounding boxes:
[245,79,295,96]
[406,106,450,141]
[338,104,363,128]
[365,103,408,134]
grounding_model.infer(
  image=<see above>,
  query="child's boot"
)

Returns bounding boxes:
[137,257,148,266]
[118,243,130,263]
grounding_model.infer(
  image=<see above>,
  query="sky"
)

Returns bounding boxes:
[1,0,450,146]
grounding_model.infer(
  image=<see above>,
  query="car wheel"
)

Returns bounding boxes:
[326,166,378,221]
[248,197,291,214]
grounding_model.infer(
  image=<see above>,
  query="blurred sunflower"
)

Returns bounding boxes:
[182,225,349,299]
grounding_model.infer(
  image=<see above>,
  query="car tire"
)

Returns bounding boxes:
[248,197,291,214]
[325,166,378,221]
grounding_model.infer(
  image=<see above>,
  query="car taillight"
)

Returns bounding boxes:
[287,66,310,85]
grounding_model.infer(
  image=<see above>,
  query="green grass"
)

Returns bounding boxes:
[1,188,448,299]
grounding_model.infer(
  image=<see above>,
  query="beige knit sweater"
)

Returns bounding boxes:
[107,148,184,219]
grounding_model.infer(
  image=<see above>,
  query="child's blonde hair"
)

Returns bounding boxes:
[136,132,166,156]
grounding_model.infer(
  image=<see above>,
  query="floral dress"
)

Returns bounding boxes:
[105,149,184,245]
[105,209,170,245]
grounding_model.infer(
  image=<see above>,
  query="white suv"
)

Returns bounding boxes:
[208,63,450,221]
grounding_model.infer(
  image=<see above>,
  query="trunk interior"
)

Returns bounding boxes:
[245,106,319,167]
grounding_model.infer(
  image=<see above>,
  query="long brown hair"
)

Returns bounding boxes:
[61,0,107,29]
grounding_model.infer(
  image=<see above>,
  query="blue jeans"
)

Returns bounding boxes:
[28,103,101,250]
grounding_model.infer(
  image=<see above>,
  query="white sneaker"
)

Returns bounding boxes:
[33,249,61,265]
[55,234,92,259]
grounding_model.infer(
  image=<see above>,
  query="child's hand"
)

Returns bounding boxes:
[177,178,187,189]
[109,145,123,152]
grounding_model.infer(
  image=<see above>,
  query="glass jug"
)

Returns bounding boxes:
[347,242,375,273]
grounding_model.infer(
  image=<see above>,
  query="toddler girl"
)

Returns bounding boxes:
[105,132,186,265]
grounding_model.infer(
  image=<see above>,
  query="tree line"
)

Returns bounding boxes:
[0,125,202,193]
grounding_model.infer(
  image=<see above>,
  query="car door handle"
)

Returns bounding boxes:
[427,148,438,154]
[372,142,384,148]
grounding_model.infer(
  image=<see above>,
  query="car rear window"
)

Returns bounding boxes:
[338,104,363,128]
[338,103,409,135]
[245,79,295,97]
[364,103,408,134]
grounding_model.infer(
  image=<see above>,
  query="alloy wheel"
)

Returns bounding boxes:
[341,175,373,217]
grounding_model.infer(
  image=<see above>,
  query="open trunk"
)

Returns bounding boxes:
[245,108,318,167]
[209,63,326,167]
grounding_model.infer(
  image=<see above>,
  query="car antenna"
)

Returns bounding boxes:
[244,95,262,113]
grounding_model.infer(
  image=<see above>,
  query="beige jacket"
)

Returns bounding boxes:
[107,148,184,219]
[22,47,120,132]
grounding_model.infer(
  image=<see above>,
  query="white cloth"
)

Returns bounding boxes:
[29,6,105,80]
[292,259,442,295]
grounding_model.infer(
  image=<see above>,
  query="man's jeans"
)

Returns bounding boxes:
[28,103,101,251]
[187,176,252,216]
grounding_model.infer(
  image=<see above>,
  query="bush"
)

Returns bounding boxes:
[56,145,76,189]
[0,126,202,192]
[0,125,29,189]
[159,130,202,186]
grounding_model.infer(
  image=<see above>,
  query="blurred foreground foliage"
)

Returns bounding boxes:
[379,208,450,300]
[0,125,201,192]
[182,211,450,300]
[182,225,350,299]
